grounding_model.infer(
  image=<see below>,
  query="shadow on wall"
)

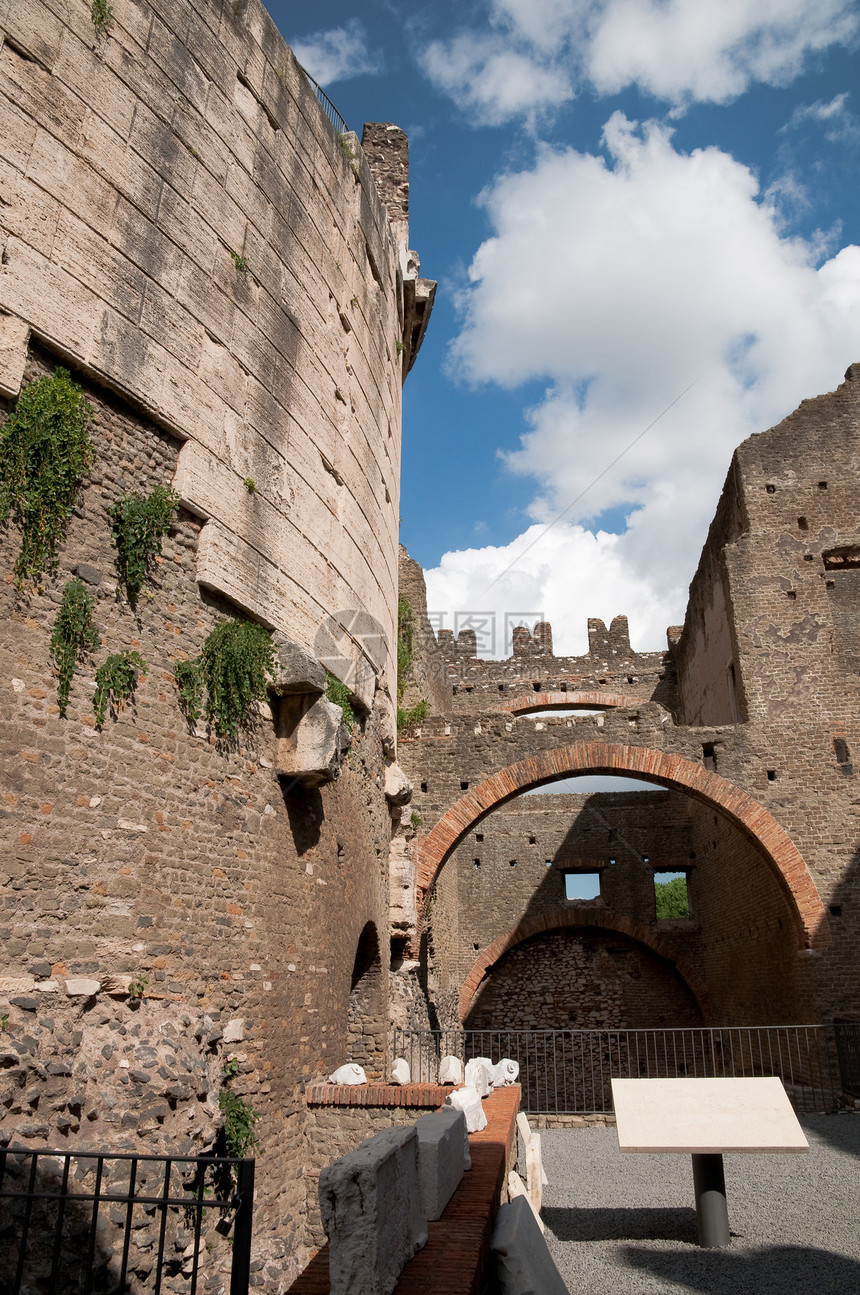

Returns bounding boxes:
[347,922,386,1078]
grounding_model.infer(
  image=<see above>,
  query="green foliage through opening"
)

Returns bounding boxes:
[93,650,146,728]
[0,367,94,584]
[110,484,178,607]
[51,579,100,717]
[654,874,689,919]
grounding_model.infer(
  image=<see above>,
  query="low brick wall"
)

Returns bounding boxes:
[304,1084,451,1244]
[291,1086,521,1295]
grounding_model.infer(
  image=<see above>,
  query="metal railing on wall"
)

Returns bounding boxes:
[393,1024,851,1115]
[0,1148,254,1295]
[298,64,349,136]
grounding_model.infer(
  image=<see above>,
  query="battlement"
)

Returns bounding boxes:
[431,616,676,716]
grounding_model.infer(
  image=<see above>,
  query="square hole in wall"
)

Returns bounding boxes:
[564,871,601,901]
[819,481,828,489]
[654,870,689,918]
[421,782,428,793]
[475,833,484,841]
[767,770,776,782]
[529,835,536,844]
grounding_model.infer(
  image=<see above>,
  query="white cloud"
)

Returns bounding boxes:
[427,116,860,655]
[783,92,860,143]
[419,0,859,123]
[291,19,381,87]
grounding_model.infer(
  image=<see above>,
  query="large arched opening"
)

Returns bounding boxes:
[413,745,827,1029]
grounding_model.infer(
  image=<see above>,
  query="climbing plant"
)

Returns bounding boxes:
[110,483,178,607]
[396,596,429,731]
[0,367,94,584]
[218,1058,259,1158]
[173,620,274,740]
[50,579,100,717]
[92,650,146,727]
[175,658,204,728]
[325,671,355,731]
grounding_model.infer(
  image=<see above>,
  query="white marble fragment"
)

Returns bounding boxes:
[445,1086,487,1133]
[438,1055,463,1085]
[464,1058,492,1097]
[506,1171,544,1234]
[329,1063,368,1085]
[491,1058,519,1086]
[390,1057,410,1085]
[64,978,101,997]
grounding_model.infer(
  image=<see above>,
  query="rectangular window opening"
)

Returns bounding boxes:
[564,871,601,901]
[654,870,689,919]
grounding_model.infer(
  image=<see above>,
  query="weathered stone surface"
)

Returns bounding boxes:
[505,1173,544,1234]
[319,1124,428,1295]
[464,1058,492,1097]
[384,762,412,807]
[329,1064,368,1085]
[491,1059,519,1087]
[414,1106,467,1221]
[445,1086,486,1133]
[270,635,326,696]
[64,979,101,997]
[0,311,29,397]
[390,1057,410,1084]
[276,696,351,787]
[438,1055,463,1086]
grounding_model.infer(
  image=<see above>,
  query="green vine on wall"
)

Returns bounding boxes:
[93,650,146,728]
[110,484,178,607]
[218,1058,259,1159]
[396,597,429,731]
[175,658,204,728]
[0,367,94,584]
[325,671,355,731]
[50,579,100,717]
[175,619,274,741]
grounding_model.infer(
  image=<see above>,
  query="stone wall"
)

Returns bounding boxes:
[0,0,431,704]
[0,0,434,1283]
[465,927,703,1030]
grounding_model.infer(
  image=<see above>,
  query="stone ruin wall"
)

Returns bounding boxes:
[0,0,433,1283]
[674,365,860,1021]
[426,788,809,1029]
[399,364,860,1032]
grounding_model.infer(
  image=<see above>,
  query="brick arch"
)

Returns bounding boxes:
[414,741,829,951]
[458,908,712,1023]
[499,691,645,714]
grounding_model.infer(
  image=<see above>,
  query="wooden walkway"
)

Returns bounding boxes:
[288,1086,520,1295]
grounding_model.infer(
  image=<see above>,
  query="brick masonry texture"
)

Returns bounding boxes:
[0,0,436,1283]
[398,368,860,1036]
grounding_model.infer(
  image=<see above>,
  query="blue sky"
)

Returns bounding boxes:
[268,0,860,656]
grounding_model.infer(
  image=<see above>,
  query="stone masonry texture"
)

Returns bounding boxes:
[0,0,435,1287]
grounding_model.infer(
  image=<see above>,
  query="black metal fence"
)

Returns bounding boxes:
[298,64,349,135]
[393,1025,856,1114]
[834,1020,860,1096]
[0,1147,254,1295]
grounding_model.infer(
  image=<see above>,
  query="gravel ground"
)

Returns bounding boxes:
[540,1114,860,1294]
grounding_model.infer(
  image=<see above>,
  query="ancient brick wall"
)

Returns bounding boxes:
[465,927,703,1031]
[434,614,677,715]
[0,349,399,1280]
[0,0,434,1281]
[0,0,424,698]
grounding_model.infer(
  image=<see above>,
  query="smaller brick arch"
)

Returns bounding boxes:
[458,908,712,1023]
[499,691,645,714]
[414,742,830,951]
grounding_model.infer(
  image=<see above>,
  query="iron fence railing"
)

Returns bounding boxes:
[298,64,349,135]
[0,1147,254,1295]
[393,1025,849,1114]
[834,1020,860,1096]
